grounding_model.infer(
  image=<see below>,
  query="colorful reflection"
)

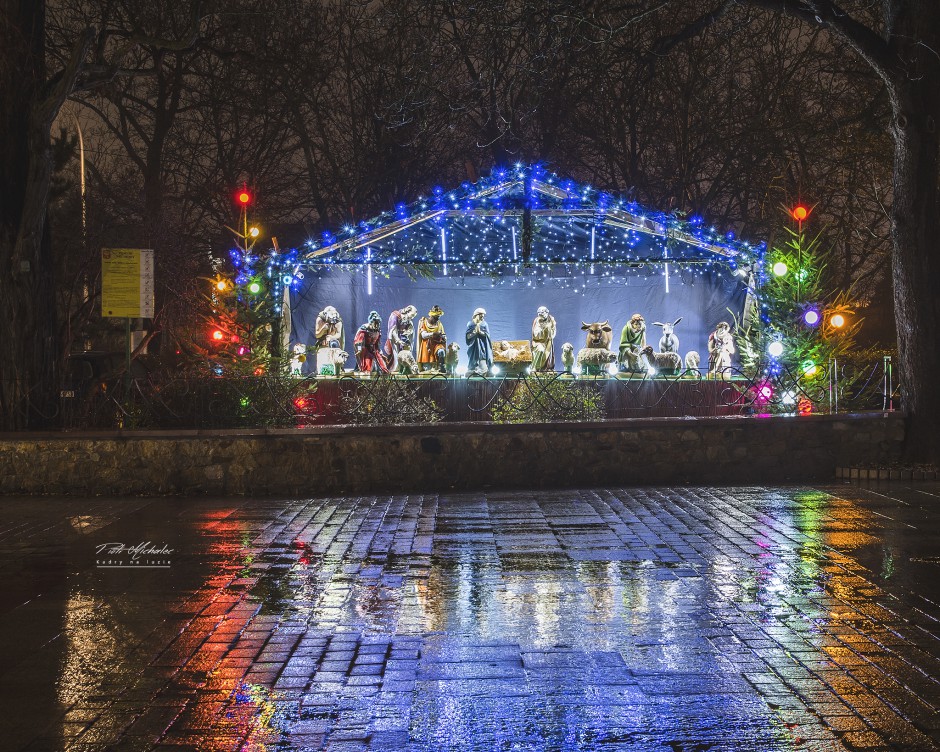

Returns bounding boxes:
[36,487,939,750]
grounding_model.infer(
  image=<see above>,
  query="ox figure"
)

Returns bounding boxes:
[576,321,617,375]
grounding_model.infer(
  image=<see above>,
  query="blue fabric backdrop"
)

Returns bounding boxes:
[289,265,746,374]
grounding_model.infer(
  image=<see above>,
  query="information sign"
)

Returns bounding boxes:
[101,248,154,318]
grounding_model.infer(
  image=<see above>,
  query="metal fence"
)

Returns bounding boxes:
[57,356,898,431]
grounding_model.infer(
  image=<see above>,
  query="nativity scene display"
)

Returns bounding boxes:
[302,296,741,380]
[287,166,758,381]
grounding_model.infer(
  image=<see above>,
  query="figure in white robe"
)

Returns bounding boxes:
[708,321,735,378]
[531,306,556,372]
[315,306,344,349]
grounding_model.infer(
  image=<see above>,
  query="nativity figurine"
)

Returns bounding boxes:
[531,306,556,372]
[465,307,494,375]
[353,310,388,374]
[619,313,647,372]
[417,305,447,372]
[383,304,417,373]
[315,305,344,350]
[707,321,735,378]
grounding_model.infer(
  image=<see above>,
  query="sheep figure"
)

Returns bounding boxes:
[577,347,618,373]
[316,347,349,376]
[652,317,682,354]
[642,345,681,375]
[684,351,702,378]
[290,343,308,376]
[561,342,575,374]
[397,350,418,375]
[445,342,460,375]
[621,346,650,373]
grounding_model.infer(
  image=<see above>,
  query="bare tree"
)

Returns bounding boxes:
[632,0,938,459]
[0,0,202,428]
[6,0,926,460]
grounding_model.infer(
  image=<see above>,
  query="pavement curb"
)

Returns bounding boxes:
[836,466,939,481]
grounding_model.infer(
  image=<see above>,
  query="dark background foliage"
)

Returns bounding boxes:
[46,0,894,359]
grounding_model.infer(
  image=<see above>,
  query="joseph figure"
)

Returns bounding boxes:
[531,306,556,371]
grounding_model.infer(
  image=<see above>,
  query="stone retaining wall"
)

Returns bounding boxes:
[0,412,905,496]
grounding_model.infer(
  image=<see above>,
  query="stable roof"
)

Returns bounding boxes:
[299,165,760,271]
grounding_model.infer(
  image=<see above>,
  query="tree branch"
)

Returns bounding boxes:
[646,1,737,61]
[37,27,95,127]
[97,1,204,61]
[75,3,205,95]
[738,0,897,85]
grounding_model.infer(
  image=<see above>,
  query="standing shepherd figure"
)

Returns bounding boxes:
[531,306,556,371]
[707,321,735,378]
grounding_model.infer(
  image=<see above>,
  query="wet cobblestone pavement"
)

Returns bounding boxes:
[2,484,940,751]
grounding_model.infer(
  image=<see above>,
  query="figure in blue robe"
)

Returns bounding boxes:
[465,307,493,375]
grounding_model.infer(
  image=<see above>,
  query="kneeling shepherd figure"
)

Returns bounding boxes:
[354,310,388,373]
[417,305,447,372]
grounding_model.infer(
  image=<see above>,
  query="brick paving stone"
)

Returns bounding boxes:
[1,484,940,749]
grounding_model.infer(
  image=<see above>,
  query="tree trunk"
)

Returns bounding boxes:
[0,1,52,429]
[0,4,91,429]
[890,74,940,462]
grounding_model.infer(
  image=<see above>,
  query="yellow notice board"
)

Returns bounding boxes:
[101,248,155,318]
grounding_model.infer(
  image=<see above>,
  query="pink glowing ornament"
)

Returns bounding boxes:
[754,380,773,406]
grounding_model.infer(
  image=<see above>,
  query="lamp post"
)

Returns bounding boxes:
[73,115,92,351]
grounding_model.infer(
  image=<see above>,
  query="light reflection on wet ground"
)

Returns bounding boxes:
[1,484,939,750]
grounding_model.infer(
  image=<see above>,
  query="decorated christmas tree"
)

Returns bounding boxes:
[158,188,318,428]
[736,206,861,410]
[192,187,296,377]
[202,259,275,376]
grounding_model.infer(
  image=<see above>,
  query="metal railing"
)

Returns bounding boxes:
[54,356,899,430]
